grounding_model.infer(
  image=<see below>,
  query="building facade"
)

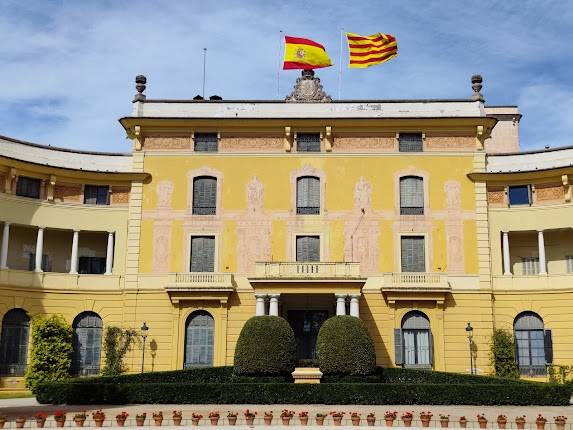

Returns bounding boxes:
[0,72,569,388]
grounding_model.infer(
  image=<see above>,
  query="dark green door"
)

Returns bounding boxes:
[287,310,329,359]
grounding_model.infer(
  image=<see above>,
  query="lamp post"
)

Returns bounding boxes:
[140,322,149,373]
[465,322,474,375]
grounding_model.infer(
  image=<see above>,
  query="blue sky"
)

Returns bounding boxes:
[1,0,572,152]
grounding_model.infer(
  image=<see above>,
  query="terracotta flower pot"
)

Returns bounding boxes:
[264,416,273,426]
[36,418,46,428]
[352,417,361,426]
[154,417,163,426]
[74,418,86,427]
[440,419,449,428]
[16,418,26,429]
[282,417,291,425]
[246,417,255,426]
[459,419,468,429]
[333,416,343,426]
[210,417,219,425]
[136,417,146,426]
[516,420,525,430]
[94,418,104,428]
[402,417,413,428]
[228,416,237,426]
[497,419,507,429]
[0,421,5,429]
[192,418,200,426]
[173,417,182,426]
[479,418,488,429]
[555,420,566,430]
[56,419,66,428]
[385,418,395,427]
[299,416,309,426]
[316,416,325,426]
[367,417,376,427]
[421,417,431,428]
[116,418,126,427]
[536,420,546,430]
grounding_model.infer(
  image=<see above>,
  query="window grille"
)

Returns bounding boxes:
[194,133,218,152]
[399,133,423,152]
[296,133,321,152]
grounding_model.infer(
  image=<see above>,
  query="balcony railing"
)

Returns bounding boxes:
[382,272,450,290]
[192,206,216,215]
[400,206,424,215]
[0,268,121,290]
[165,272,233,290]
[254,262,361,279]
[519,364,547,377]
[296,206,320,215]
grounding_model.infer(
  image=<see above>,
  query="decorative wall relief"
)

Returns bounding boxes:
[353,176,372,213]
[152,220,172,273]
[246,176,264,214]
[156,180,174,209]
[444,180,464,274]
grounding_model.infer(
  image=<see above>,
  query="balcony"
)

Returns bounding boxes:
[381,272,450,305]
[0,268,122,290]
[165,272,234,291]
[252,262,362,281]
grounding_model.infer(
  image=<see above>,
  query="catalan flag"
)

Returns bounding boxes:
[346,32,398,68]
[283,35,333,70]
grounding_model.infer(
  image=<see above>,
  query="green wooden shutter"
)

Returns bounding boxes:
[394,328,404,365]
[297,177,320,214]
[544,329,553,363]
[428,331,434,366]
[296,236,320,262]
[193,177,217,214]
[185,312,214,368]
[191,236,215,272]
[401,236,425,272]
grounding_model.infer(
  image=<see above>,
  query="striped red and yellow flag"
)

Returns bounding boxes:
[346,32,398,68]
[283,35,332,70]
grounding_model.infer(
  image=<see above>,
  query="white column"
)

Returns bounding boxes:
[538,230,547,275]
[105,232,114,275]
[268,294,280,316]
[336,294,347,316]
[502,231,511,275]
[349,295,360,318]
[34,227,44,272]
[255,294,266,316]
[69,230,79,274]
[0,222,10,269]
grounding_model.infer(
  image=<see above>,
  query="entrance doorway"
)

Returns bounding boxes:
[287,310,329,359]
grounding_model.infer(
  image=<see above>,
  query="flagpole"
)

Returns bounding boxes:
[338,27,344,100]
[202,48,207,98]
[277,30,283,98]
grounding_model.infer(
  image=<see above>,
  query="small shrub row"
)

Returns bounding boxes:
[36,381,572,406]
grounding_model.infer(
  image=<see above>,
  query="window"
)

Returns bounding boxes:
[78,257,106,274]
[401,236,425,272]
[567,256,573,273]
[192,176,217,215]
[84,185,109,205]
[296,236,320,262]
[16,176,41,199]
[184,311,214,368]
[190,236,215,272]
[514,312,551,376]
[296,176,320,214]
[400,176,424,215]
[395,311,432,368]
[521,257,540,275]
[508,185,531,206]
[194,133,218,152]
[0,309,29,376]
[399,133,423,152]
[71,312,102,376]
[296,133,321,152]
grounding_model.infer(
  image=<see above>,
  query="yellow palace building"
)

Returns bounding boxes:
[1,72,572,389]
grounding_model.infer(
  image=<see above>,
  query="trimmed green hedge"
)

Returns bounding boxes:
[317,316,375,375]
[234,316,296,376]
[36,381,572,405]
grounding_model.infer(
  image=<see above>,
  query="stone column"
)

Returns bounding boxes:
[69,230,79,274]
[538,230,547,275]
[35,227,44,272]
[502,231,511,275]
[0,222,10,269]
[335,294,347,316]
[349,295,360,318]
[105,232,114,275]
[268,294,280,317]
[255,294,266,316]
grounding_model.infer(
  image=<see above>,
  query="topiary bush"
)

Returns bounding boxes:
[233,316,296,376]
[317,315,375,375]
[25,315,73,393]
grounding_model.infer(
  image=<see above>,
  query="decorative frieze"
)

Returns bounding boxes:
[220,136,283,152]
[111,187,131,205]
[144,136,192,150]
[54,183,82,203]
[425,136,475,151]
[535,183,565,203]
[487,187,505,206]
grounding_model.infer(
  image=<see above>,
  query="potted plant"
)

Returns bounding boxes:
[515,416,526,430]
[191,413,203,427]
[367,413,376,427]
[350,412,361,426]
[244,410,257,426]
[536,415,547,430]
[116,412,129,427]
[281,410,294,426]
[316,413,327,426]
[263,411,273,426]
[330,411,345,426]
[497,414,507,429]
[15,416,27,429]
[35,412,48,428]
[420,412,433,428]
[136,413,147,426]
[173,411,183,426]
[0,414,7,430]
[555,416,567,430]
[153,411,164,426]
[227,412,238,426]
[209,411,220,426]
[384,411,397,427]
[92,410,105,428]
[298,411,309,426]
[74,412,87,427]
[402,412,414,428]
[477,414,488,429]
[440,414,450,428]
[54,410,66,428]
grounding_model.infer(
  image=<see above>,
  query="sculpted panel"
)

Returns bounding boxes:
[444,181,461,210]
[144,136,192,150]
[353,176,372,213]
[156,180,174,209]
[425,136,475,151]
[220,136,283,152]
[152,221,172,273]
[54,183,82,203]
[334,136,394,151]
[111,187,130,205]
[535,183,565,202]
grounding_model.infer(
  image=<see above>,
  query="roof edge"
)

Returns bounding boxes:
[0,134,131,157]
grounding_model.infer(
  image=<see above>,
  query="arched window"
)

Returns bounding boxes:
[395,311,432,368]
[185,311,214,368]
[0,309,30,376]
[297,176,320,214]
[400,176,424,215]
[192,176,217,215]
[71,312,102,376]
[514,312,550,376]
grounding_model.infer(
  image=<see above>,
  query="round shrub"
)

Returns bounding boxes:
[233,316,296,376]
[316,315,375,375]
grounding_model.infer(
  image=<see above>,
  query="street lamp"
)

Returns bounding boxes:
[140,322,149,373]
[465,322,474,375]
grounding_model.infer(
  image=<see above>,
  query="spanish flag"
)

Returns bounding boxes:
[346,32,398,68]
[283,35,332,70]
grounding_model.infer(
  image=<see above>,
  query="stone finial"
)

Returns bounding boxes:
[471,74,484,102]
[286,70,332,103]
[133,75,147,102]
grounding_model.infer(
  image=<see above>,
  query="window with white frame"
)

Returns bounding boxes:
[401,236,425,272]
[296,176,320,215]
[400,176,424,215]
[296,235,320,262]
[190,236,215,272]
